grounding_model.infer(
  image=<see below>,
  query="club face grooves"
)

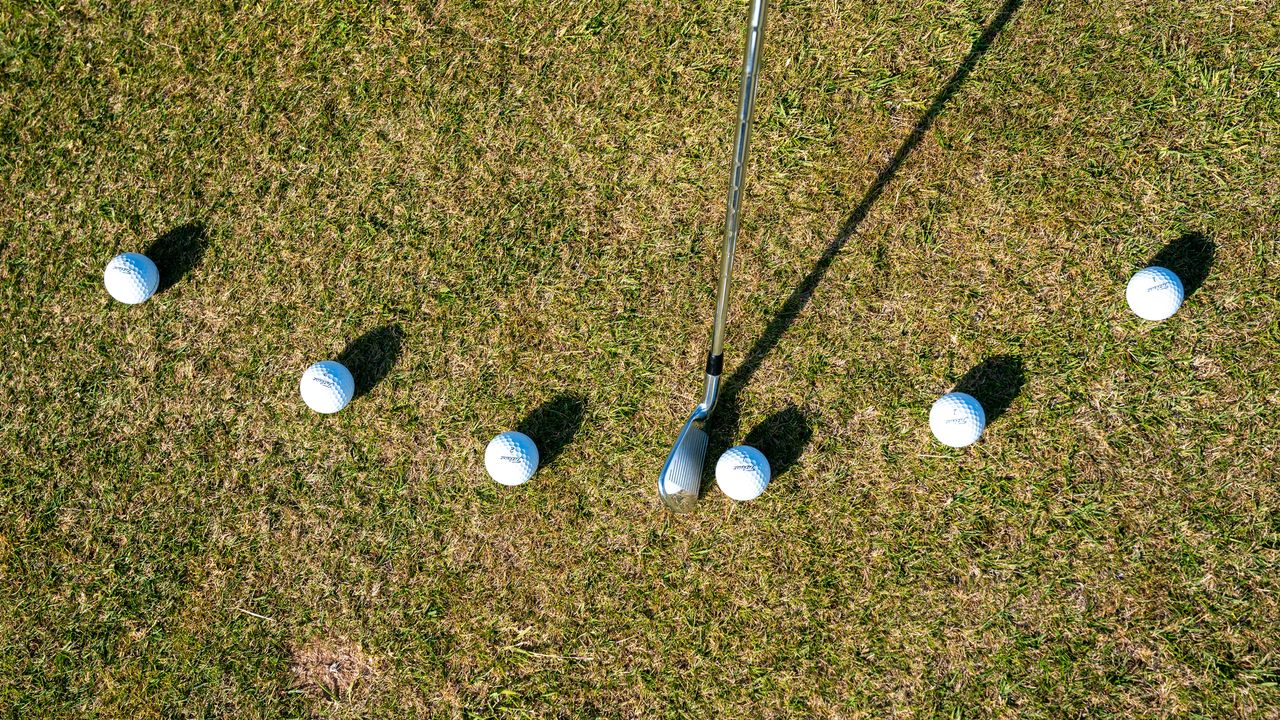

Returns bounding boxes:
[658,419,708,513]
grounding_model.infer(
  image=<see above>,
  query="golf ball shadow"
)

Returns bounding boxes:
[515,393,587,469]
[336,324,404,399]
[1146,231,1215,301]
[741,405,813,481]
[951,355,1025,427]
[145,222,207,294]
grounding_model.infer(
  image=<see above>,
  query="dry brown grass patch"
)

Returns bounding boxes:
[289,639,376,701]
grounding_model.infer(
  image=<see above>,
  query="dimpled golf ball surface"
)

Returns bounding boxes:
[1126,266,1184,321]
[716,445,771,501]
[930,392,986,448]
[485,431,539,486]
[103,253,159,304]
[299,361,355,414]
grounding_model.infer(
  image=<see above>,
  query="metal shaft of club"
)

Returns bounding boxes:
[709,0,768,361]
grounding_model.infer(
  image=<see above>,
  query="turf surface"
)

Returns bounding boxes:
[2,0,1279,716]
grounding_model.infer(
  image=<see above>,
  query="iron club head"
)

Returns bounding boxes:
[658,374,720,513]
[657,408,708,513]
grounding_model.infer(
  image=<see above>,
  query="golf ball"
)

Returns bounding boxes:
[485,431,539,486]
[1126,266,1184,321]
[103,252,159,304]
[930,392,986,448]
[715,445,771,501]
[299,360,355,414]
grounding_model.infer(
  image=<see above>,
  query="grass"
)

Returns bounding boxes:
[1,0,1278,716]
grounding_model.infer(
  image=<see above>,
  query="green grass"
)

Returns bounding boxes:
[2,0,1279,716]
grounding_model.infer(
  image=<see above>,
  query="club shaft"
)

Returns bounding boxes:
[708,0,768,364]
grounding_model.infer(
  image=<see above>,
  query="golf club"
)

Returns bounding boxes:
[658,0,768,513]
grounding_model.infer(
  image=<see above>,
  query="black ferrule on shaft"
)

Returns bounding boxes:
[705,353,724,376]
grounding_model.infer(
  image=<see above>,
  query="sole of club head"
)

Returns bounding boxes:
[659,425,707,513]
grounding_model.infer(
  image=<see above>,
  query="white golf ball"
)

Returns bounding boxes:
[1126,266,1184,321]
[930,392,986,448]
[299,360,355,414]
[485,431,539,486]
[103,252,159,304]
[715,445,771,501]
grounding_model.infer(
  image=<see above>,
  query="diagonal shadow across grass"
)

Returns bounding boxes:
[707,0,1023,461]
